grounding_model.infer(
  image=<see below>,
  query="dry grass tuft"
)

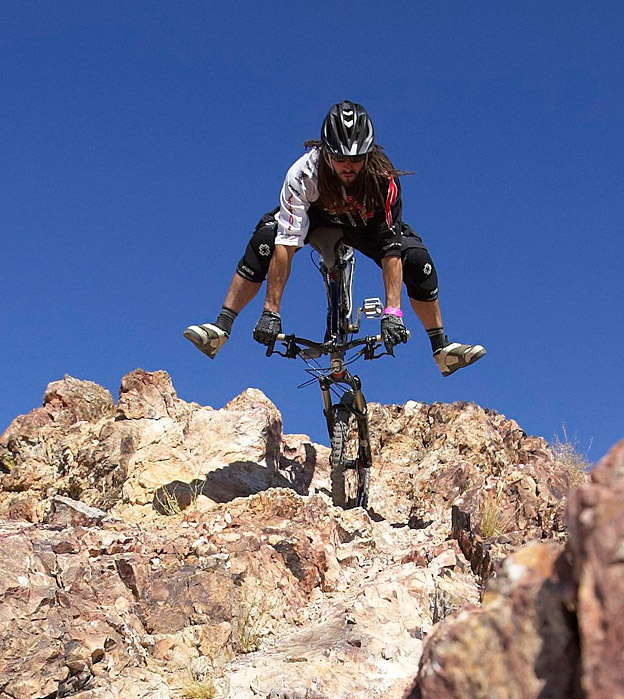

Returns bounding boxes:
[180,677,216,699]
[551,425,592,486]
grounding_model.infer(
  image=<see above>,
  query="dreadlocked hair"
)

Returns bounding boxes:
[303,140,413,215]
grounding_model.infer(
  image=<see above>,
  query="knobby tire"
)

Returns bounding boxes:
[330,410,369,509]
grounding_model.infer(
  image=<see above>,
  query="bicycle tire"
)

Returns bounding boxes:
[330,409,370,509]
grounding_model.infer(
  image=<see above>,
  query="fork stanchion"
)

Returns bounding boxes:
[319,377,332,413]
[352,375,366,414]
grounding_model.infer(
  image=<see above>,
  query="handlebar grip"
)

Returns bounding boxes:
[372,331,410,341]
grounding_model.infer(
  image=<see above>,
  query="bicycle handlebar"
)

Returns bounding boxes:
[267,330,411,359]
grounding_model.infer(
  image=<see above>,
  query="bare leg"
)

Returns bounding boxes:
[409,297,443,330]
[223,272,262,313]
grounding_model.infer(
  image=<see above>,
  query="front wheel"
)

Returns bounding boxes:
[330,408,369,509]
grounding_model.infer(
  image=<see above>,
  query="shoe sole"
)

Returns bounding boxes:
[441,346,486,377]
[183,327,220,360]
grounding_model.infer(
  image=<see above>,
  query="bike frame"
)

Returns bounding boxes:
[316,241,370,463]
[267,227,406,508]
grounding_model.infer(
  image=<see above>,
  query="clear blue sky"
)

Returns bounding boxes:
[2,1,622,463]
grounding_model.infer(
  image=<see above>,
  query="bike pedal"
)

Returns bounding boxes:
[362,297,383,318]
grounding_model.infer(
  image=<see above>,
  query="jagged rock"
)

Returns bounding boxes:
[0,370,588,698]
[407,540,582,698]
[0,371,293,520]
[367,400,578,579]
[406,441,624,699]
[567,438,624,699]
[0,375,116,520]
[116,369,192,421]
[47,495,108,527]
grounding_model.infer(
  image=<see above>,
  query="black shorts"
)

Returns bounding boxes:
[236,211,439,302]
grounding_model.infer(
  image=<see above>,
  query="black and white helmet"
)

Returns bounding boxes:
[321,101,375,157]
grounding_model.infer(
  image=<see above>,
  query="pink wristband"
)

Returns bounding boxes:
[383,306,403,318]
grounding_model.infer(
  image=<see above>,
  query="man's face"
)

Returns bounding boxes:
[330,154,366,186]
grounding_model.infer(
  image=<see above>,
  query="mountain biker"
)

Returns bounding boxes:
[184,101,485,377]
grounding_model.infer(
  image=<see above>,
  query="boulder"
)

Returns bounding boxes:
[407,541,582,698]
[566,438,624,699]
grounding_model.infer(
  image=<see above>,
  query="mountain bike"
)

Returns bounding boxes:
[266,228,409,510]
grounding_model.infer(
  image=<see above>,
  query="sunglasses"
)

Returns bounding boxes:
[328,152,368,163]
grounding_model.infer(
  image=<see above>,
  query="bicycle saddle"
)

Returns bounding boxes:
[308,227,351,268]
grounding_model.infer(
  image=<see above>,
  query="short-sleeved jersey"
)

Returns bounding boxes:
[274,149,403,259]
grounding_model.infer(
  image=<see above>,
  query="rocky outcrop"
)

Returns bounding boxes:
[407,439,624,699]
[567,439,624,699]
[367,401,574,578]
[0,369,592,698]
[0,370,291,522]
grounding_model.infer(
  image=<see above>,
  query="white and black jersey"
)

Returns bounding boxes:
[236,148,439,302]
[274,148,404,261]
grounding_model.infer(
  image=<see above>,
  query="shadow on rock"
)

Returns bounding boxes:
[152,458,315,513]
[278,442,317,495]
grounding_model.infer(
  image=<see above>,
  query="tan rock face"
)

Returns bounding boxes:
[0,370,287,520]
[0,370,591,698]
[367,400,576,580]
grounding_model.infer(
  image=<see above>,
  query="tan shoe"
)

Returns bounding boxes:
[433,342,486,377]
[183,323,229,359]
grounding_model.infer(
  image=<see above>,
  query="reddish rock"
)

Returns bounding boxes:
[407,541,582,699]
[116,368,190,421]
[567,438,624,699]
[46,495,108,527]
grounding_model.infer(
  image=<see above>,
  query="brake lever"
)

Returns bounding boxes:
[267,335,300,359]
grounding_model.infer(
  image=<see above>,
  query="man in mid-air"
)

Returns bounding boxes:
[185,100,485,377]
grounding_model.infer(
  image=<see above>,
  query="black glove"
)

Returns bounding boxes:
[381,313,408,354]
[253,310,282,346]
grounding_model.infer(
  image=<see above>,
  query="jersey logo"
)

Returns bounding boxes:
[287,192,294,229]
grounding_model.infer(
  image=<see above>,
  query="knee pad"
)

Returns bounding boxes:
[402,246,439,301]
[236,220,277,283]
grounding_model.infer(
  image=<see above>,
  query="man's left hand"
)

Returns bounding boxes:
[381,313,408,354]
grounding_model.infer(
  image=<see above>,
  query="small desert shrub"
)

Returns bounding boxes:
[480,498,508,538]
[233,589,274,654]
[154,480,204,517]
[479,484,518,539]
[180,677,216,699]
[551,425,592,486]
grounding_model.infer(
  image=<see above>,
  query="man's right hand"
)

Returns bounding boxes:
[253,311,282,345]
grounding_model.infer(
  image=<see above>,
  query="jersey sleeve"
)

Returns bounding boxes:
[275,152,319,248]
[378,176,403,258]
